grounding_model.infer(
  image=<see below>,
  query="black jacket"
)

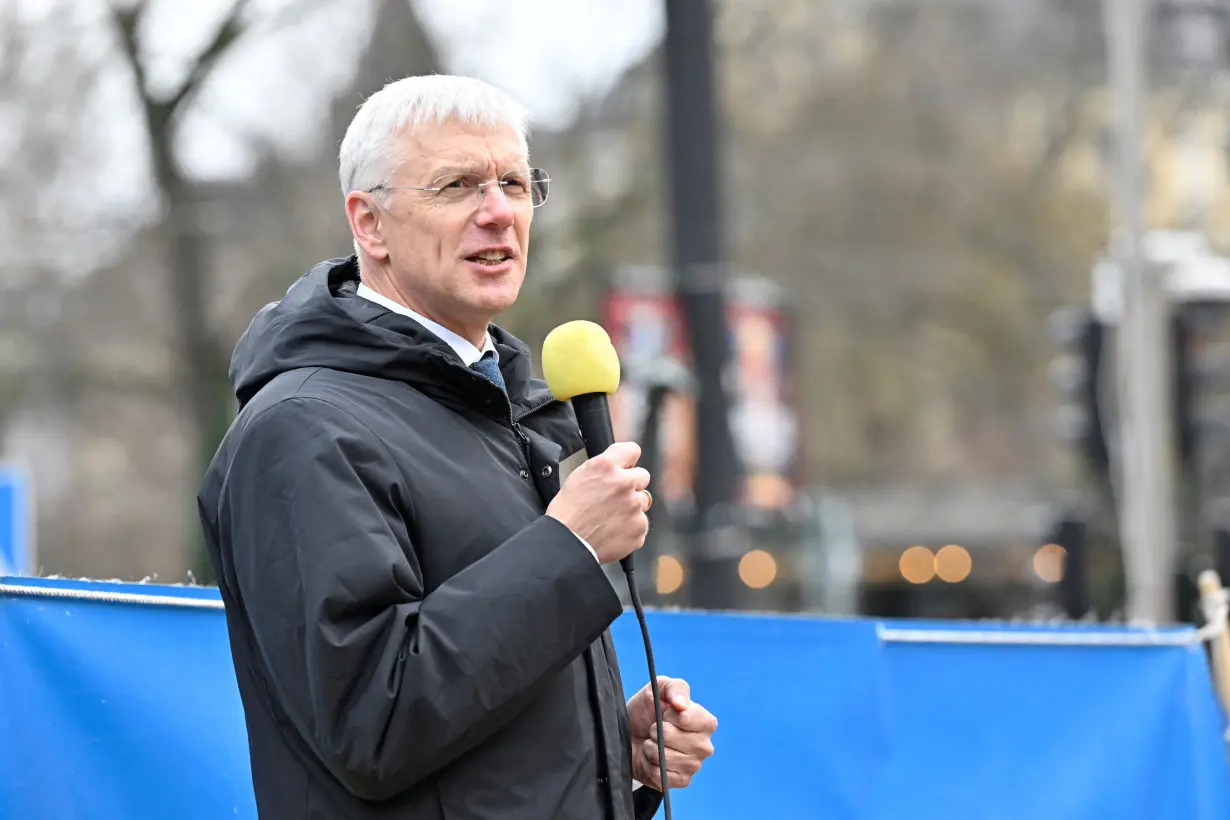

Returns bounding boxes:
[197,257,662,819]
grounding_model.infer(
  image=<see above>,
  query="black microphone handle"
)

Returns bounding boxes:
[571,392,616,459]
[570,392,632,572]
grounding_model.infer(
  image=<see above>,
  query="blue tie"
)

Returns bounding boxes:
[470,351,506,394]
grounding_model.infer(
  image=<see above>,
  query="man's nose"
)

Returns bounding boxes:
[474,183,516,228]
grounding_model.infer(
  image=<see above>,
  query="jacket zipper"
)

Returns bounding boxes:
[511,398,565,478]
[511,420,532,468]
[512,398,562,473]
[513,397,557,424]
[465,365,558,474]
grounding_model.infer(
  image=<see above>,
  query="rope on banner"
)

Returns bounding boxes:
[877,588,1228,648]
[877,622,1220,647]
[0,581,225,610]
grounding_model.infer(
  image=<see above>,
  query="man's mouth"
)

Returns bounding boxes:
[467,250,513,267]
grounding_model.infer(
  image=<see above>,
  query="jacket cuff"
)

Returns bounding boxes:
[633,785,663,819]
[576,535,600,562]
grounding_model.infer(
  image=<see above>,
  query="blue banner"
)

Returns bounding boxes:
[0,577,1227,819]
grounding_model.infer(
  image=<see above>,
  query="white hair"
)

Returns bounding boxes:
[339,74,532,202]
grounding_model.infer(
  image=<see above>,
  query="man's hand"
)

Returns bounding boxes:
[546,442,651,565]
[626,677,717,791]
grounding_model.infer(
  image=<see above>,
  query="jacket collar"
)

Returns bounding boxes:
[331,260,553,420]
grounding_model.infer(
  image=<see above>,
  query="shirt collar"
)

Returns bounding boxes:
[355,282,496,367]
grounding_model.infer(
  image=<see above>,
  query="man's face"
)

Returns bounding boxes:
[366,120,533,338]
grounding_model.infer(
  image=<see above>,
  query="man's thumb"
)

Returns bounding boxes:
[659,677,690,711]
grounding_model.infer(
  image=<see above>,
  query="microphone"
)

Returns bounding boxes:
[541,320,629,568]
[541,320,674,819]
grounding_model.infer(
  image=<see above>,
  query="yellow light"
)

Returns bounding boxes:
[935,545,972,583]
[900,546,935,584]
[1034,544,1067,583]
[738,549,777,589]
[656,555,684,595]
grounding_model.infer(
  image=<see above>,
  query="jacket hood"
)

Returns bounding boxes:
[230,256,555,419]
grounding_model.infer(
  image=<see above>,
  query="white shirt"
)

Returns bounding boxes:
[355,283,495,366]
[354,282,601,565]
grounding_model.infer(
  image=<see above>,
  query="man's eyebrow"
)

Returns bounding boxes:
[428,163,484,179]
[428,160,531,179]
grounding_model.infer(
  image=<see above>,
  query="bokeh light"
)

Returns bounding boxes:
[656,555,684,595]
[1033,544,1067,583]
[935,545,972,583]
[738,550,777,589]
[900,546,935,584]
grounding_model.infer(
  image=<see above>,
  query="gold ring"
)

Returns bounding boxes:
[642,489,653,511]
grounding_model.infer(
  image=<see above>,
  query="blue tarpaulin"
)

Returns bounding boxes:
[0,576,1228,819]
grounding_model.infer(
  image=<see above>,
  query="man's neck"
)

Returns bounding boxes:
[355,281,495,367]
[357,270,487,351]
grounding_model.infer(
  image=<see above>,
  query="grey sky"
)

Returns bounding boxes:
[172,0,664,179]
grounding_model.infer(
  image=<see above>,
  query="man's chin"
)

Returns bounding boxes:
[466,280,523,317]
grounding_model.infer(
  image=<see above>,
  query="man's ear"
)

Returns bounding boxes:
[345,191,389,262]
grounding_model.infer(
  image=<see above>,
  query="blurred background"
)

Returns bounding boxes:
[2,0,1229,625]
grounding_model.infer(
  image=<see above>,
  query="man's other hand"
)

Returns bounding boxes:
[626,677,717,791]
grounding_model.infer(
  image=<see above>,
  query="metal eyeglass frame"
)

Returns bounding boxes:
[366,167,551,208]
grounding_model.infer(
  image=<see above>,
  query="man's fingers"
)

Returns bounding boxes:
[637,764,692,791]
[650,721,716,761]
[627,467,651,492]
[636,679,713,791]
[662,701,718,734]
[605,441,642,468]
[641,739,704,778]
[659,677,691,711]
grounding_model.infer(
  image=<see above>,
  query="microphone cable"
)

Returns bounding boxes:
[622,563,673,820]
[536,320,675,817]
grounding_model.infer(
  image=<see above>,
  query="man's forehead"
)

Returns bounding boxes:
[427,152,528,174]
[399,122,528,174]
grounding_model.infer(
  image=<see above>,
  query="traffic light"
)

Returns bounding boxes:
[1172,301,1230,476]
[1047,307,1109,477]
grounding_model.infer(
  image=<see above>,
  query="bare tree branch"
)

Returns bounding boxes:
[110,5,147,93]
[112,0,336,148]
[110,3,176,148]
[164,0,251,115]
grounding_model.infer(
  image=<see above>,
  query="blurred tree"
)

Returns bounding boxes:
[107,0,321,580]
[0,0,129,574]
[101,0,441,580]
[538,0,1115,494]
[0,0,112,432]
[710,0,1114,487]
[0,0,443,581]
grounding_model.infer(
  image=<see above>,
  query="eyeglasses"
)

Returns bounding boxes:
[368,167,551,209]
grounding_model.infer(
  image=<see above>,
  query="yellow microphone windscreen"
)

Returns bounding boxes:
[541,320,621,400]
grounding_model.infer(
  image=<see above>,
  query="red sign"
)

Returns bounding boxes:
[601,283,799,511]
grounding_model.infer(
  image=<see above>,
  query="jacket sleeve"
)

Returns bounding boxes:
[214,396,623,801]
[634,786,663,819]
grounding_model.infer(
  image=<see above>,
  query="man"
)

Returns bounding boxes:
[197,74,717,820]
